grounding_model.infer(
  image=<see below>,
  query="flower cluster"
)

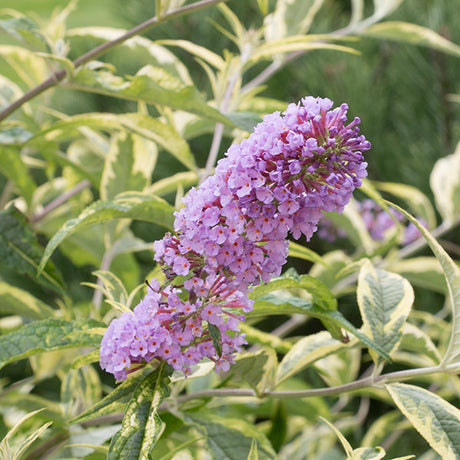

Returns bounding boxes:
[100,96,371,380]
[318,199,423,245]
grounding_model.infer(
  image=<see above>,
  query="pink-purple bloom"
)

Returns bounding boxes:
[318,199,424,245]
[100,96,371,380]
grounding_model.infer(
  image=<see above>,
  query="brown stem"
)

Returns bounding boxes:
[23,431,69,460]
[30,179,91,223]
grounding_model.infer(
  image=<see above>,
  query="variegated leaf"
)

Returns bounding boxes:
[357,260,414,363]
[387,383,460,459]
[386,202,460,367]
[430,140,460,223]
[276,331,345,385]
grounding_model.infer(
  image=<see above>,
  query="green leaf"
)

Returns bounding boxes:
[42,221,106,269]
[238,96,288,116]
[250,295,385,358]
[120,114,195,170]
[91,270,129,306]
[386,257,447,294]
[61,365,102,417]
[216,4,245,44]
[0,146,36,205]
[239,323,291,354]
[267,401,287,452]
[386,382,460,458]
[385,202,460,367]
[185,412,278,460]
[288,241,328,266]
[0,14,49,51]
[320,417,353,457]
[276,331,345,385]
[0,282,55,319]
[399,322,441,365]
[37,141,103,188]
[0,206,65,294]
[39,192,174,271]
[249,275,313,301]
[170,361,215,383]
[314,347,361,387]
[298,274,337,311]
[363,21,460,58]
[361,411,401,452]
[70,369,152,424]
[248,296,313,317]
[430,140,460,223]
[350,447,386,459]
[67,27,193,83]
[100,132,157,200]
[0,74,25,110]
[156,39,225,70]
[36,52,75,77]
[148,171,198,197]
[247,438,258,460]
[264,0,325,41]
[248,296,389,360]
[108,365,172,459]
[208,323,222,357]
[0,391,65,425]
[0,124,34,145]
[309,250,352,291]
[68,63,231,125]
[0,45,49,86]
[231,348,278,396]
[247,272,390,360]
[0,409,51,460]
[249,271,336,310]
[372,180,436,229]
[32,112,196,171]
[248,35,359,65]
[72,350,100,369]
[357,260,414,364]
[109,232,154,258]
[0,318,104,370]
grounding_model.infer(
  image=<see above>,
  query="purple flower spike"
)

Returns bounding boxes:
[100,96,370,380]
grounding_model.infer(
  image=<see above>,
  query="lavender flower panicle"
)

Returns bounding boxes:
[100,96,371,380]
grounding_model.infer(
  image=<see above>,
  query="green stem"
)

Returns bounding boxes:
[0,0,229,122]
[174,362,460,403]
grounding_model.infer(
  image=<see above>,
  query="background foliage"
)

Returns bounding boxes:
[1,0,460,458]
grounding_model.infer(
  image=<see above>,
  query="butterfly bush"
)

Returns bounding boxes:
[100,96,371,380]
[318,199,423,244]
